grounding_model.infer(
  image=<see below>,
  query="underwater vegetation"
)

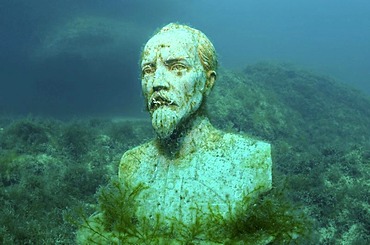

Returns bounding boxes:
[0,118,152,244]
[74,177,312,244]
[0,62,369,243]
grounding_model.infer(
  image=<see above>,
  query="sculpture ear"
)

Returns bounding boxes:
[204,70,216,95]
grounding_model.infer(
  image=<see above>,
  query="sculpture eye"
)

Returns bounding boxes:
[142,64,155,76]
[171,63,187,71]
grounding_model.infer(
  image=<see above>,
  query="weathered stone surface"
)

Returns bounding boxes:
[119,117,272,227]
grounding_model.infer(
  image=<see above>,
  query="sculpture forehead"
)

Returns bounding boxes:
[141,29,199,65]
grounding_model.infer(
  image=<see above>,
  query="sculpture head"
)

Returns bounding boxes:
[141,23,218,139]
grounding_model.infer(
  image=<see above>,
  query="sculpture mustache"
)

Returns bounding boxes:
[149,91,178,111]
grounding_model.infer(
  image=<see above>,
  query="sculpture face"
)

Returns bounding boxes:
[141,29,208,139]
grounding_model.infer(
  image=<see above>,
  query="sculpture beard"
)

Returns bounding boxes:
[151,106,180,139]
[149,90,203,139]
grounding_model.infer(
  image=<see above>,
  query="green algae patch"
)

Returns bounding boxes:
[76,178,313,244]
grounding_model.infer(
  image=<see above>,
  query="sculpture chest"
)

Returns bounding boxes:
[120,134,272,226]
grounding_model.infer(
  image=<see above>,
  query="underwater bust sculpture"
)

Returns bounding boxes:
[77,23,272,244]
[119,23,272,237]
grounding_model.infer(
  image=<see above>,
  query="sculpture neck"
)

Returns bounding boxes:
[156,114,214,158]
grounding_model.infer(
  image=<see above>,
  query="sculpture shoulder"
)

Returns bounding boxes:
[216,130,272,167]
[211,131,272,189]
[119,141,157,179]
[222,131,270,150]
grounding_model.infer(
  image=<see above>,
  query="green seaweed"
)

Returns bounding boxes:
[76,177,313,244]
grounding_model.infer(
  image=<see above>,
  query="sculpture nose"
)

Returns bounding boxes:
[152,67,169,91]
[153,77,169,92]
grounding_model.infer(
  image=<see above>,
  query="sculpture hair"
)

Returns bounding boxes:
[146,23,218,76]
